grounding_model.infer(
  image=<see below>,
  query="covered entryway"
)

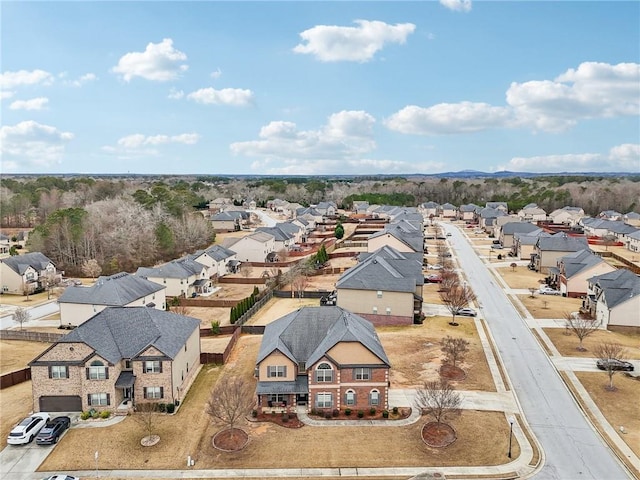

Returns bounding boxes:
[39,395,82,412]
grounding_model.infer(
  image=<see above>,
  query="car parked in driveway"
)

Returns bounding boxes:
[425,274,443,283]
[456,307,477,317]
[42,475,80,480]
[596,359,634,372]
[538,285,561,295]
[36,416,71,445]
[428,264,443,270]
[7,412,49,445]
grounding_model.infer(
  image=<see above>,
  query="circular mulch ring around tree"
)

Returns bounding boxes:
[212,428,249,452]
[140,434,160,447]
[440,364,466,381]
[422,422,457,448]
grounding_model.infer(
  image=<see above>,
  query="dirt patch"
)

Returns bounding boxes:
[440,364,467,381]
[0,340,50,374]
[543,328,640,359]
[200,335,233,353]
[422,422,457,447]
[212,428,249,452]
[251,412,304,428]
[517,294,583,319]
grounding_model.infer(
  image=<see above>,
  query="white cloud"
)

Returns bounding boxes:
[68,73,97,87]
[9,97,49,111]
[440,0,472,13]
[0,69,54,89]
[168,88,184,100]
[0,120,73,170]
[210,68,222,79]
[115,132,200,149]
[385,102,512,135]
[112,38,188,82]
[1,91,15,100]
[497,143,640,173]
[187,87,254,106]
[293,19,416,62]
[231,110,377,173]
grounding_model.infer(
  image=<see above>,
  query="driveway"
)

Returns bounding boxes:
[0,441,57,479]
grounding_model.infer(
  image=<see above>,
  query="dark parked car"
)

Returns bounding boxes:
[596,359,634,372]
[36,416,71,445]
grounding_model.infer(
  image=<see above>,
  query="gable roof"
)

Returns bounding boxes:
[588,269,640,309]
[136,257,204,279]
[1,252,54,275]
[559,250,607,279]
[58,272,163,306]
[514,229,550,245]
[256,226,294,242]
[32,307,200,365]
[256,306,390,368]
[204,244,236,261]
[369,221,423,252]
[536,233,589,252]
[502,222,541,235]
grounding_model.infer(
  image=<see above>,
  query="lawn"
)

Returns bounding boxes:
[495,266,545,290]
[517,294,582,319]
[543,328,640,359]
[0,381,34,447]
[574,372,640,459]
[245,297,320,325]
[0,339,50,374]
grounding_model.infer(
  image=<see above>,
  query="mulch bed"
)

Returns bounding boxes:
[422,421,457,448]
[212,428,249,451]
[250,412,305,428]
[308,407,412,421]
[439,364,467,381]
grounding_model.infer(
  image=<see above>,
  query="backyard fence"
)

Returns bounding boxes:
[0,330,64,342]
[1,367,31,389]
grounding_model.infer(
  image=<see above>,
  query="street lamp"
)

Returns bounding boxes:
[507,416,515,458]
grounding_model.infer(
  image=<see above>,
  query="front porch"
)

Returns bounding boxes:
[256,375,308,414]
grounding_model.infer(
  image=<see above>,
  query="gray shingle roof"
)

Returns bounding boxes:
[369,221,423,252]
[1,252,54,275]
[559,250,606,278]
[136,257,204,279]
[536,233,589,252]
[502,222,541,235]
[32,307,200,365]
[204,245,236,261]
[58,272,163,306]
[256,226,294,242]
[256,306,390,368]
[588,269,640,309]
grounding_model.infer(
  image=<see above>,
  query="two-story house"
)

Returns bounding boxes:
[136,257,210,297]
[58,272,167,326]
[584,269,640,332]
[367,221,424,254]
[29,307,201,413]
[0,252,58,295]
[531,233,590,273]
[255,306,390,414]
[223,231,276,263]
[551,250,616,298]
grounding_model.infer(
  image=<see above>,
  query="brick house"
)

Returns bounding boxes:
[29,307,200,413]
[255,306,390,414]
[0,252,59,295]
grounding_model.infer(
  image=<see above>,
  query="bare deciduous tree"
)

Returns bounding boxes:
[594,342,627,391]
[133,402,160,444]
[14,307,30,330]
[510,262,517,272]
[528,287,537,298]
[81,258,102,279]
[441,336,470,368]
[414,378,462,424]
[206,376,255,441]
[435,240,449,266]
[440,280,476,326]
[239,263,252,278]
[563,312,601,351]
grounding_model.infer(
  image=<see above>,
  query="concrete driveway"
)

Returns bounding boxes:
[0,441,57,479]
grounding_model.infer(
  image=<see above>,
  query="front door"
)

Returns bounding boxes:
[296,393,308,405]
[123,387,133,401]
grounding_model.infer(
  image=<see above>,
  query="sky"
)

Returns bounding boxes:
[1,0,639,176]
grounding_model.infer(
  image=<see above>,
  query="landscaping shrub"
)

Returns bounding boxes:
[332,409,339,417]
[166,403,175,414]
[100,410,111,419]
[251,409,257,418]
[392,406,399,415]
[357,410,364,418]
[80,411,91,420]
[324,411,332,419]
[174,400,180,407]
[345,408,352,416]
[310,408,317,416]
[382,410,389,418]
[158,403,167,413]
[282,415,289,423]
[369,408,376,416]
[211,320,220,335]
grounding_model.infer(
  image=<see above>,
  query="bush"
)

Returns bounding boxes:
[158,403,167,413]
[382,410,389,418]
[392,406,399,415]
[282,415,289,423]
[80,411,91,420]
[357,410,364,418]
[166,403,175,414]
[324,411,332,419]
[100,410,111,419]
[332,409,339,417]
[369,408,376,416]
[251,409,257,418]
[211,320,220,335]
[174,400,180,407]
[345,408,352,416]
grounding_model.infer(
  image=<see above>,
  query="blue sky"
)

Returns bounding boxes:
[1,1,639,175]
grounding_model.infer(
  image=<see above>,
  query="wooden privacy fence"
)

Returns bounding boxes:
[217,277,267,285]
[273,290,329,299]
[1,368,31,389]
[0,330,64,342]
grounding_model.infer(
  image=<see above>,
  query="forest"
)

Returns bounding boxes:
[1,173,638,276]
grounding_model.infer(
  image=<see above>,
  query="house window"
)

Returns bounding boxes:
[87,361,107,380]
[315,363,333,382]
[50,365,68,379]
[144,386,164,399]
[354,368,371,381]
[267,365,286,378]
[345,389,356,406]
[269,394,285,403]
[88,393,109,406]
[144,361,162,373]
[369,390,380,406]
[315,392,332,408]
[124,360,132,370]
[372,306,378,314]
[386,307,391,315]
[376,290,382,298]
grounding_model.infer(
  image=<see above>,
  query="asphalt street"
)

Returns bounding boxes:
[442,223,631,480]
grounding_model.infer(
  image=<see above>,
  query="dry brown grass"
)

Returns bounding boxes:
[245,297,321,325]
[517,294,582,319]
[422,282,447,304]
[543,328,640,359]
[380,317,496,391]
[495,266,545,290]
[0,339,50,374]
[575,372,640,459]
[0,290,57,306]
[0,381,34,447]
[200,335,233,353]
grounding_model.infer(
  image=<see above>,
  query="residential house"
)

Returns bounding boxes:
[623,212,640,227]
[500,222,541,249]
[517,203,547,223]
[478,207,508,230]
[531,233,590,273]
[437,203,457,219]
[598,210,622,221]
[210,211,243,232]
[0,234,10,255]
[275,221,306,244]
[548,206,585,226]
[512,230,549,260]
[458,204,480,222]
[255,226,295,253]
[314,201,337,218]
[208,197,232,214]
[367,220,424,254]
[222,231,276,263]
[584,269,640,331]
[58,272,167,326]
[29,307,200,413]
[551,250,616,298]
[0,252,59,295]
[255,306,390,414]
[486,201,508,212]
[336,246,423,325]
[136,257,210,297]
[628,231,640,253]
[295,207,323,224]
[420,201,440,219]
[200,245,239,277]
[353,201,370,214]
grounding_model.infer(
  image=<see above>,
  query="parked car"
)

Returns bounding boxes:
[456,307,477,317]
[42,476,80,480]
[491,244,503,249]
[36,416,71,445]
[425,274,443,283]
[446,233,452,237]
[7,412,50,445]
[596,359,634,372]
[538,285,561,295]
[428,264,443,270]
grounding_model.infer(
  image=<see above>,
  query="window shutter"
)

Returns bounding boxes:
[86,367,90,379]
[65,366,69,378]
[87,394,92,406]
[143,388,148,399]
[105,368,109,379]
[283,366,287,377]
[160,387,164,398]
[352,368,356,380]
[159,362,163,373]
[344,392,348,404]
[48,366,52,378]
[106,393,110,405]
